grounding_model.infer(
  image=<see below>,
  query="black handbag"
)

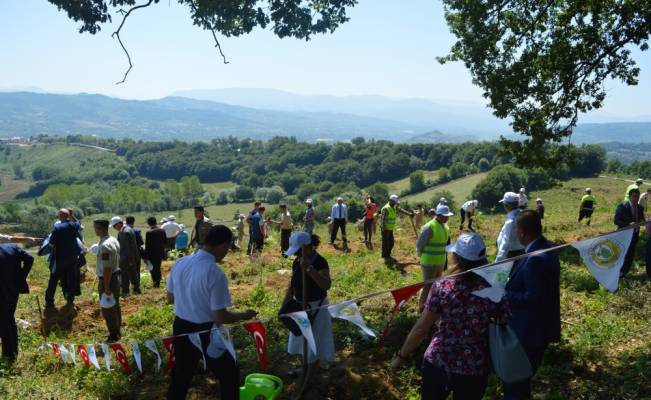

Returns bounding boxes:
[278,297,325,337]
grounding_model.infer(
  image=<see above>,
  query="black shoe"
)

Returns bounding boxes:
[44,302,55,309]
[134,288,142,295]
[106,334,120,344]
[153,282,160,288]
[122,291,130,298]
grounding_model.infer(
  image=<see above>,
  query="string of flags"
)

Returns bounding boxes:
[40,222,644,373]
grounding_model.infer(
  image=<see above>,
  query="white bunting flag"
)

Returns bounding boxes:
[188,333,206,370]
[88,344,101,370]
[144,340,162,372]
[68,344,77,365]
[101,343,112,371]
[59,343,71,364]
[208,324,237,362]
[472,261,514,302]
[328,301,376,338]
[132,341,143,373]
[288,311,317,355]
[572,229,634,292]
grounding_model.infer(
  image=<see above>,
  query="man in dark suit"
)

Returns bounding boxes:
[48,209,82,306]
[503,210,561,399]
[615,188,646,277]
[111,216,141,295]
[0,243,33,361]
[144,216,167,288]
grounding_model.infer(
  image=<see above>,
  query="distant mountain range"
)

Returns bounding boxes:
[0,90,649,144]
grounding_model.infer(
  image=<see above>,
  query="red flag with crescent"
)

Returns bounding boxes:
[77,344,91,368]
[162,337,176,372]
[243,321,267,371]
[377,284,424,350]
[110,343,132,374]
[51,342,60,356]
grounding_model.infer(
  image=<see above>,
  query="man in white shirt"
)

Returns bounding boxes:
[459,199,479,231]
[166,225,256,400]
[161,215,182,251]
[640,187,651,211]
[92,219,122,343]
[270,204,293,257]
[518,187,528,210]
[330,197,348,245]
[496,192,525,261]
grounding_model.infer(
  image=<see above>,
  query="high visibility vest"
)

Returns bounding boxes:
[382,203,397,231]
[420,220,450,266]
[581,194,596,210]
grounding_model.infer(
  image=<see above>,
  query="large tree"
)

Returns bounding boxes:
[46,0,357,82]
[439,0,650,167]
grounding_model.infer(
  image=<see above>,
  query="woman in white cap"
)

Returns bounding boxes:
[391,232,509,400]
[518,187,528,210]
[496,192,525,261]
[281,232,334,376]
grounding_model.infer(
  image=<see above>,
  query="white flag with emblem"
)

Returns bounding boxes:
[572,229,634,292]
[328,301,376,338]
[132,341,143,373]
[68,343,77,365]
[288,311,317,355]
[58,343,71,364]
[188,333,207,370]
[144,339,162,372]
[208,325,237,362]
[101,343,111,371]
[88,344,101,370]
[472,261,514,302]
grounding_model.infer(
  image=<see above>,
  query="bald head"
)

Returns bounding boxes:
[58,208,70,222]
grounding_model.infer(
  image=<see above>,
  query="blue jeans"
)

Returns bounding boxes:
[421,359,488,400]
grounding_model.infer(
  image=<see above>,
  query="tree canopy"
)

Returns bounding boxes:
[439,0,650,166]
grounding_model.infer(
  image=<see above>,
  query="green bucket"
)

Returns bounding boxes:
[239,373,284,400]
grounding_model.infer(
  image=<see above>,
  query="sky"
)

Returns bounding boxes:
[1,0,650,121]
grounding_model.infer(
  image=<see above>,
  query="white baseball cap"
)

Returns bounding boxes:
[446,232,486,261]
[110,216,123,228]
[636,178,643,184]
[285,231,313,256]
[167,215,176,221]
[585,187,591,192]
[389,194,399,202]
[436,204,454,217]
[305,198,313,204]
[499,192,520,203]
[336,197,343,201]
[519,187,526,193]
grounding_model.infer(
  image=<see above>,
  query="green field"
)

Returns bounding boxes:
[1,175,650,399]
[403,172,488,205]
[201,181,236,196]
[386,170,439,193]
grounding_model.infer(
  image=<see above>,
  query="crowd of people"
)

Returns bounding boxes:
[0,177,649,400]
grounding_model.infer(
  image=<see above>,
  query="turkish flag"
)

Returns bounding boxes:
[162,337,176,372]
[243,321,267,371]
[377,284,424,350]
[77,344,91,368]
[51,342,60,356]
[110,343,132,374]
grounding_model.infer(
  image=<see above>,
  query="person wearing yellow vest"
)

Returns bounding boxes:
[380,195,414,265]
[625,178,643,201]
[578,188,596,226]
[416,204,453,309]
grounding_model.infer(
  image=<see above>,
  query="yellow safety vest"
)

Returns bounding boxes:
[420,220,450,266]
[382,203,397,231]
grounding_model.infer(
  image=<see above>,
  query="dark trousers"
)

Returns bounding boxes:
[99,274,122,338]
[167,317,240,400]
[331,219,347,243]
[45,260,80,304]
[421,359,488,400]
[363,219,374,242]
[646,234,651,279]
[45,269,63,306]
[166,238,176,252]
[280,229,292,256]
[502,345,546,400]
[150,259,163,286]
[621,231,640,277]
[0,296,18,360]
[381,230,394,258]
[578,209,594,224]
[459,209,474,230]
[120,262,141,294]
[247,237,264,256]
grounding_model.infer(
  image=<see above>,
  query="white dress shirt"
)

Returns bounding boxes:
[161,221,182,238]
[496,209,524,261]
[519,193,528,208]
[330,203,348,220]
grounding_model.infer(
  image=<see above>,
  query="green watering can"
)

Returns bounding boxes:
[239,373,284,400]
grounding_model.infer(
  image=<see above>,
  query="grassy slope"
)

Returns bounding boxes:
[386,170,439,194]
[1,176,650,399]
[402,172,488,205]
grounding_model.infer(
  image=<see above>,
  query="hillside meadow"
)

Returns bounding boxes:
[0,176,649,399]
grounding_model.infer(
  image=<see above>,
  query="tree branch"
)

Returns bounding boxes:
[188,0,229,64]
[112,0,155,85]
